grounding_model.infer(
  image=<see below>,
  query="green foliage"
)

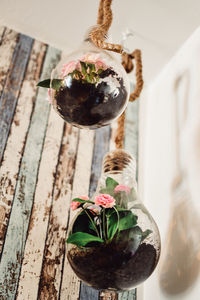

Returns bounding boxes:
[106,209,138,240]
[67,232,104,247]
[100,177,119,195]
[68,61,104,84]
[141,229,152,241]
[37,60,105,90]
[106,177,118,190]
[72,198,94,204]
[66,176,152,249]
[37,78,63,90]
[72,209,96,235]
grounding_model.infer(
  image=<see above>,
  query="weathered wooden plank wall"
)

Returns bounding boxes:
[0,27,139,300]
[0,34,33,163]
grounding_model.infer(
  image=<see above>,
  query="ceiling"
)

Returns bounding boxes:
[0,0,200,84]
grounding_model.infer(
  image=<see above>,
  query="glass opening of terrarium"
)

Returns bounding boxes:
[67,150,161,291]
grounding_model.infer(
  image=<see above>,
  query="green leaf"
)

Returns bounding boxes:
[80,61,87,75]
[107,209,138,240]
[107,210,138,239]
[52,79,63,90]
[37,79,50,88]
[37,78,63,90]
[141,229,152,241]
[86,62,95,72]
[66,232,104,247]
[115,207,130,212]
[72,198,94,204]
[107,213,118,240]
[99,178,119,196]
[106,177,119,191]
[118,211,138,231]
[97,69,103,75]
[99,187,114,196]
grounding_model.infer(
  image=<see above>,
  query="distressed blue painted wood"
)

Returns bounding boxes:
[119,90,139,300]
[89,126,111,198]
[0,46,61,299]
[118,289,137,300]
[0,34,33,163]
[0,27,140,300]
[80,126,111,300]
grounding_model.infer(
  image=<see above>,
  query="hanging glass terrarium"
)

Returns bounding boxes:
[67,150,161,291]
[38,36,130,129]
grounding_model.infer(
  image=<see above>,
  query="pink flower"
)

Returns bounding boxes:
[61,60,79,77]
[71,195,89,211]
[94,194,115,208]
[114,185,131,194]
[81,53,107,71]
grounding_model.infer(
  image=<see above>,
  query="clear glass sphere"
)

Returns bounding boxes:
[67,150,161,291]
[50,39,130,129]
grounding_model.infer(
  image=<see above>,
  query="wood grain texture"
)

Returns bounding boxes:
[0,46,61,300]
[0,28,18,98]
[0,26,5,41]
[0,40,46,257]
[37,124,79,300]
[89,126,111,198]
[80,126,111,300]
[0,33,33,163]
[60,129,94,300]
[118,290,137,300]
[0,27,139,300]
[16,107,64,300]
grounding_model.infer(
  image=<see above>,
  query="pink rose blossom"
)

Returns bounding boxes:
[61,60,79,77]
[60,54,107,80]
[94,194,115,208]
[114,185,131,194]
[71,195,89,211]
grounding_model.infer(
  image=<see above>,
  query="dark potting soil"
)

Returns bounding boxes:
[67,242,158,291]
[53,68,127,128]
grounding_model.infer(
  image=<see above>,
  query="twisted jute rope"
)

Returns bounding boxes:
[90,0,143,149]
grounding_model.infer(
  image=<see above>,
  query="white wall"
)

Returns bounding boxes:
[140,27,200,300]
[1,0,200,84]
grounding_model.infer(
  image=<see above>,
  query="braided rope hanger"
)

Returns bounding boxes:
[90,0,143,149]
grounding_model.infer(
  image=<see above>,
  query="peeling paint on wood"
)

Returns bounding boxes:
[0,40,46,257]
[0,46,61,299]
[0,26,5,41]
[80,126,111,300]
[37,124,79,300]
[60,129,94,300]
[16,107,64,300]
[0,28,18,98]
[118,289,137,300]
[0,33,33,163]
[0,28,139,300]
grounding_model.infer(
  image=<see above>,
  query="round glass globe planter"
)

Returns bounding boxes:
[67,150,161,291]
[49,39,130,129]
